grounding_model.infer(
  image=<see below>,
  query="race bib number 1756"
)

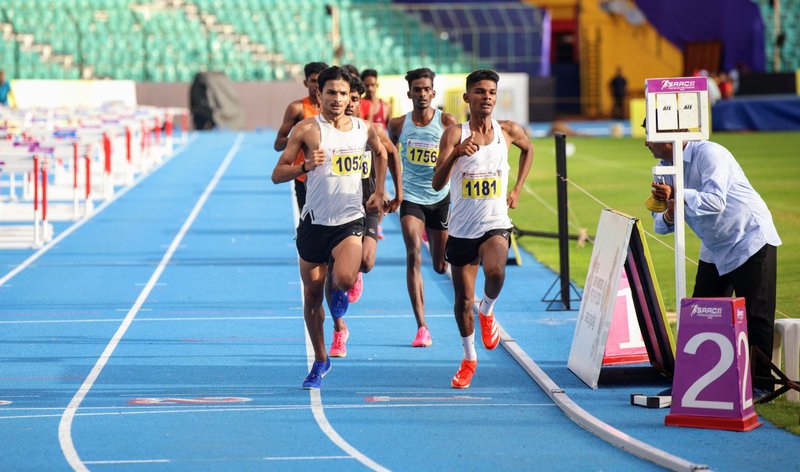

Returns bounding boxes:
[407,139,438,166]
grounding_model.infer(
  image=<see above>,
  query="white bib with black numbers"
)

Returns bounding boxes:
[447,120,512,239]
[301,115,368,226]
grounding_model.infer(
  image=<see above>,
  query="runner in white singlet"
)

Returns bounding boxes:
[272,66,387,390]
[432,70,534,390]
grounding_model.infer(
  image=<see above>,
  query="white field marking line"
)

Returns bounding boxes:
[560,176,795,319]
[3,402,554,420]
[263,456,353,461]
[290,182,391,472]
[0,135,198,289]
[0,314,453,325]
[57,133,244,472]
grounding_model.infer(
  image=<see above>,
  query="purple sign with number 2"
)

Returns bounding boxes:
[666,298,759,431]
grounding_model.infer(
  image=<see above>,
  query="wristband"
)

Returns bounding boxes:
[301,161,309,173]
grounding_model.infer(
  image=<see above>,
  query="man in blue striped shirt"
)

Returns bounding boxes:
[648,138,782,399]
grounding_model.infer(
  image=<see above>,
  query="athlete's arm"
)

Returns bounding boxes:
[273,100,303,151]
[387,115,403,145]
[377,126,402,213]
[432,125,478,191]
[381,99,392,124]
[271,120,319,183]
[440,112,458,129]
[365,125,388,214]
[503,120,534,209]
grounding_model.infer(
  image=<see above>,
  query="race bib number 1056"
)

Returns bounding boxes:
[332,152,363,176]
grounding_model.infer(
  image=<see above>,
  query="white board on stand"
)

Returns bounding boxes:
[568,209,636,389]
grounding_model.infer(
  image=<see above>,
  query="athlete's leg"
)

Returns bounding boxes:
[324,265,347,332]
[426,228,448,274]
[330,235,362,293]
[299,258,328,362]
[425,198,450,274]
[452,262,479,337]
[401,214,428,329]
[450,261,479,388]
[478,235,510,303]
[360,212,380,273]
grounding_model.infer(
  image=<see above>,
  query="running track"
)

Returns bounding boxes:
[0,131,796,471]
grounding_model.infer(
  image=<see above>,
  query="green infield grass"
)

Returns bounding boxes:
[510,131,798,320]
[508,131,800,433]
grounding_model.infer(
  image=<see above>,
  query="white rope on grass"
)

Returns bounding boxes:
[561,176,791,320]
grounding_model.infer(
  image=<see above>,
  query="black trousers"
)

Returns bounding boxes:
[692,244,777,390]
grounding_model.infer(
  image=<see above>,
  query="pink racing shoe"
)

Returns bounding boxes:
[329,327,349,357]
[411,326,432,347]
[347,272,363,303]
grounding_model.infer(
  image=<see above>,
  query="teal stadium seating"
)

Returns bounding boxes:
[758,0,800,72]
[0,0,796,82]
[0,0,481,81]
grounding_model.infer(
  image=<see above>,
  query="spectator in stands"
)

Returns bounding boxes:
[716,71,733,99]
[359,69,391,130]
[609,67,627,119]
[0,70,13,107]
[273,61,328,213]
[696,69,721,105]
[645,123,782,402]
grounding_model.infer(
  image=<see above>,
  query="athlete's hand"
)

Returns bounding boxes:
[306,148,325,171]
[384,196,402,214]
[457,132,480,157]
[507,187,521,209]
[366,192,384,215]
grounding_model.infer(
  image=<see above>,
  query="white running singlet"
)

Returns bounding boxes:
[301,115,368,226]
[447,120,512,239]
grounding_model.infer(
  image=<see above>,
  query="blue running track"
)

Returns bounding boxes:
[0,131,796,471]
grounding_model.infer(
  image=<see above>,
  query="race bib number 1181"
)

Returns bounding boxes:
[462,176,499,199]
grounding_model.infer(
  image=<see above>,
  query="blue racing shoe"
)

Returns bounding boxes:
[328,289,349,320]
[302,358,332,389]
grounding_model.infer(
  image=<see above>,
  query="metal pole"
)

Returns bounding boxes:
[555,133,571,309]
[672,140,686,322]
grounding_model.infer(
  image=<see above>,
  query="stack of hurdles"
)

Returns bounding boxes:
[0,105,188,249]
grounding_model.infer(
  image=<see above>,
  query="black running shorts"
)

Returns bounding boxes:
[444,228,512,267]
[296,216,365,264]
[400,195,450,231]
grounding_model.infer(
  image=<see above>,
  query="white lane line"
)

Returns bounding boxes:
[0,314,453,325]
[263,456,353,461]
[57,134,244,472]
[3,402,555,421]
[0,135,198,289]
[290,183,391,472]
[84,459,170,465]
[420,217,705,471]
